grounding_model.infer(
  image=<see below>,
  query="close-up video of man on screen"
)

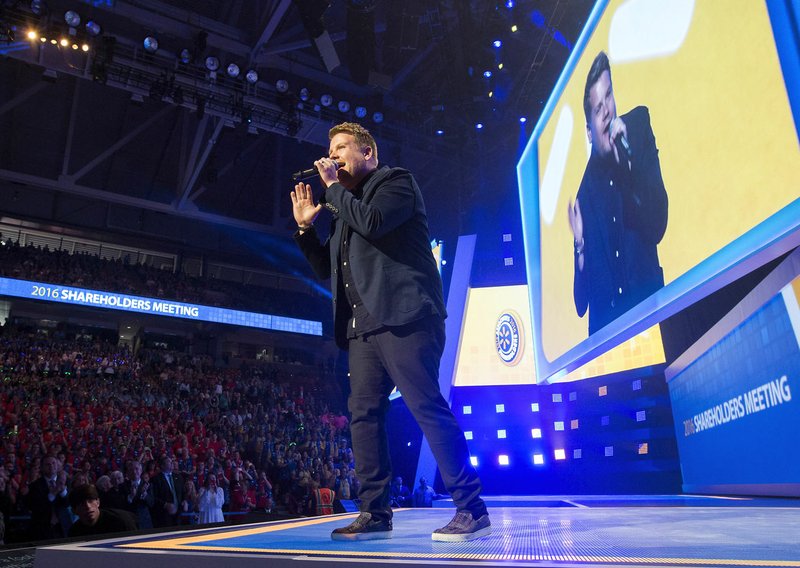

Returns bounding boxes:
[568,50,669,335]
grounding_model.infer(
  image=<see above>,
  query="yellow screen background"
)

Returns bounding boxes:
[535,0,799,362]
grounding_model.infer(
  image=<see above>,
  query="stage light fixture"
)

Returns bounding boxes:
[81,43,89,52]
[470,456,478,466]
[531,428,542,438]
[372,111,383,123]
[462,405,472,415]
[30,0,46,17]
[498,455,510,466]
[483,70,492,78]
[143,36,159,53]
[64,10,80,27]
[554,449,566,460]
[488,91,494,98]
[533,454,544,465]
[464,431,473,440]
[313,104,321,112]
[59,38,68,47]
[506,0,514,8]
[50,38,57,44]
[476,123,483,129]
[205,56,219,71]
[338,101,350,113]
[519,116,527,123]
[497,429,506,439]
[245,70,259,84]
[179,48,192,64]
[85,20,101,36]
[354,106,367,118]
[71,43,78,50]
[39,36,46,42]
[493,40,502,48]
[498,63,504,69]
[435,129,444,135]
[511,24,518,32]
[276,79,289,93]
[226,63,240,78]
[495,404,505,413]
[27,30,37,40]
[299,87,310,101]
[320,94,333,107]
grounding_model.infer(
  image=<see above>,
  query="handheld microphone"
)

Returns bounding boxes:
[611,118,632,162]
[291,161,345,181]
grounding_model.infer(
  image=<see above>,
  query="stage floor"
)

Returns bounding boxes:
[34,496,800,568]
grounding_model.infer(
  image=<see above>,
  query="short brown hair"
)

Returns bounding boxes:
[69,483,99,508]
[583,51,611,123]
[329,122,378,161]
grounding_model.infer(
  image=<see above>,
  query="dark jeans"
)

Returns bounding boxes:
[347,316,485,522]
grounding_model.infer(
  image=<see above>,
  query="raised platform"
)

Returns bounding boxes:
[34,496,800,568]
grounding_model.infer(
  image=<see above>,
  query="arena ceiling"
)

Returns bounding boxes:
[0,0,592,265]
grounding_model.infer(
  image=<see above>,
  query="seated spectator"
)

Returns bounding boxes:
[389,476,411,508]
[68,484,137,538]
[413,477,436,507]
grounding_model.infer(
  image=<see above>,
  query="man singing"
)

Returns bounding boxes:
[291,122,490,542]
[568,51,669,334]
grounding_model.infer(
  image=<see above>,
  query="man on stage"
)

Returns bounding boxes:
[291,122,490,542]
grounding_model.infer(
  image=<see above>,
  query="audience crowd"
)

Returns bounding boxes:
[0,326,358,543]
[0,239,329,322]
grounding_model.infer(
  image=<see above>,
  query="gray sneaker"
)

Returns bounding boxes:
[331,512,393,541]
[432,511,491,542]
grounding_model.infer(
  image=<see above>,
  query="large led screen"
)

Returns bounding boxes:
[518,0,800,382]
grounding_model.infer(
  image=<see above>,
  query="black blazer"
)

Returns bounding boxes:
[149,472,184,527]
[296,166,446,349]
[26,477,69,540]
[573,106,668,334]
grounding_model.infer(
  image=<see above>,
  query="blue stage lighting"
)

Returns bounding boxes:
[533,454,544,465]
[470,456,478,466]
[531,428,542,438]
[554,421,564,431]
[462,405,472,414]
[531,402,540,412]
[519,116,527,123]
[497,429,506,439]
[493,40,502,48]
[554,449,566,460]
[476,123,483,130]
[498,455,509,466]
[505,0,514,8]
[464,431,473,440]
[85,20,101,37]
[495,404,505,413]
[435,129,444,135]
[143,36,158,53]
[483,70,492,78]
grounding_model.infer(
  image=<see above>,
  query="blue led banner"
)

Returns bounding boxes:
[0,277,322,336]
[667,269,800,495]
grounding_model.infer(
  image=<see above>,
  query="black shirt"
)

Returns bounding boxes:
[68,507,138,538]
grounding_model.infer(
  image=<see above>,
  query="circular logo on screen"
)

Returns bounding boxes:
[495,311,524,366]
